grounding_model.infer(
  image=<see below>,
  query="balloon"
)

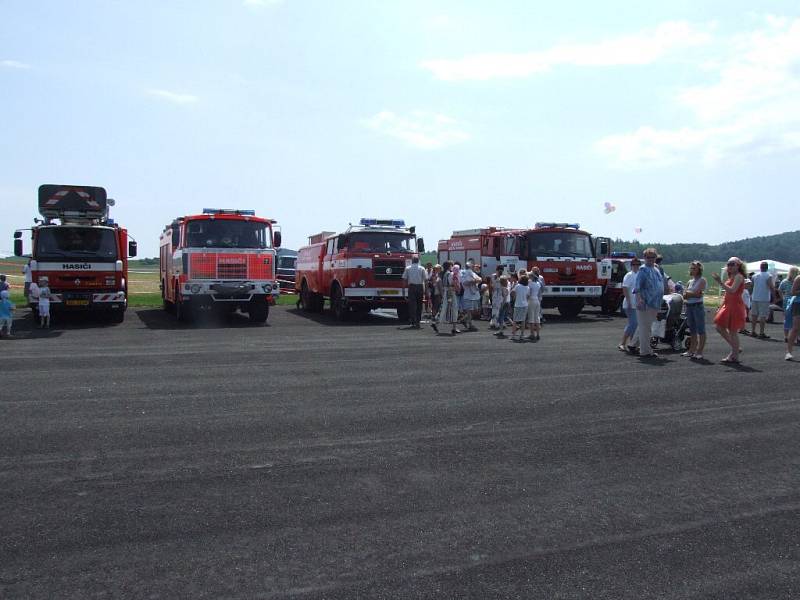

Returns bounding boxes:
[634,227,643,234]
[603,202,616,214]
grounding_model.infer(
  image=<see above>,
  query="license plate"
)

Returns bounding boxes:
[66,299,89,306]
[379,289,399,296]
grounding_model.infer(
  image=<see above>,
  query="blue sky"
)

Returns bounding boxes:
[2,1,799,258]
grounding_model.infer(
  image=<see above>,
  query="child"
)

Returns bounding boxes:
[0,290,15,338]
[740,278,752,335]
[494,275,510,338]
[38,277,52,328]
[527,271,543,341]
[511,274,531,341]
[480,283,491,321]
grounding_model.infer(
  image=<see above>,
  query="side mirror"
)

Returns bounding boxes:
[599,240,610,256]
[274,230,282,248]
[128,240,138,258]
[14,239,23,257]
[493,240,501,261]
[337,234,346,250]
[417,238,425,253]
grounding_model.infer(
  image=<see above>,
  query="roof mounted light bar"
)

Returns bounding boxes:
[535,222,580,230]
[359,218,406,227]
[203,208,256,216]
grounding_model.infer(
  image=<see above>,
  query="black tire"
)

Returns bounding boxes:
[109,309,125,324]
[301,281,314,313]
[248,299,269,323]
[162,280,174,313]
[557,299,584,319]
[330,285,348,321]
[175,288,193,323]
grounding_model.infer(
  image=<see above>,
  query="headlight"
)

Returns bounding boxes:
[359,279,366,287]
[262,283,272,293]
[190,284,201,293]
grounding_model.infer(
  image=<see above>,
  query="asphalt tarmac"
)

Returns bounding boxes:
[2,306,799,599]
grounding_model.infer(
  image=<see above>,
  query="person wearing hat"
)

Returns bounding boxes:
[37,276,52,328]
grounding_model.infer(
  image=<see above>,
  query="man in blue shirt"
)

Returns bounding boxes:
[635,248,665,358]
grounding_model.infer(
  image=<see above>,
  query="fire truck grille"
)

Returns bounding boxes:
[218,262,247,279]
[373,260,405,280]
[189,253,273,280]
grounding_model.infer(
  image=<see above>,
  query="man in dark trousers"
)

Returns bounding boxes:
[402,256,428,328]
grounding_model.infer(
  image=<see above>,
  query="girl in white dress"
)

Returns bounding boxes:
[38,277,52,328]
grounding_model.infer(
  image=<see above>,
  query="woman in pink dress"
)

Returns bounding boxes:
[712,257,747,363]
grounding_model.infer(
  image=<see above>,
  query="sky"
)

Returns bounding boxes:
[2,0,799,258]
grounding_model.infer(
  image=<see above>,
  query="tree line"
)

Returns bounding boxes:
[613,230,800,264]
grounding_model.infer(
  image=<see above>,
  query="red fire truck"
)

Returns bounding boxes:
[13,184,137,322]
[295,218,424,321]
[437,223,612,318]
[159,209,281,323]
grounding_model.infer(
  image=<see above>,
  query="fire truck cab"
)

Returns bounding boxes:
[160,209,281,323]
[295,218,424,321]
[13,184,136,323]
[438,223,612,318]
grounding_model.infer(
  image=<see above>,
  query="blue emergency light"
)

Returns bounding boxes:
[360,218,406,227]
[535,222,580,230]
[611,251,637,258]
[203,208,256,216]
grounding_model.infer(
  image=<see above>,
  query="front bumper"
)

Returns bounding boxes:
[181,280,280,303]
[544,285,602,297]
[30,291,127,310]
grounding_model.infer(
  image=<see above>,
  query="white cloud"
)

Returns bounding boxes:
[597,16,800,168]
[363,111,470,150]
[1,59,31,69]
[421,21,711,81]
[147,89,199,105]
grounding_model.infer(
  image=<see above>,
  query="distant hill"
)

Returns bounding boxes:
[613,230,800,265]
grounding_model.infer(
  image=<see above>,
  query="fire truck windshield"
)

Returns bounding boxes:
[35,227,118,260]
[344,232,414,253]
[186,219,270,249]
[525,231,593,259]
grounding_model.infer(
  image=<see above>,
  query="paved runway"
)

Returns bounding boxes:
[2,306,799,598]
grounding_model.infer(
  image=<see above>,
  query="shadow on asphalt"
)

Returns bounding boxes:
[287,307,402,327]
[135,308,271,330]
[3,310,124,339]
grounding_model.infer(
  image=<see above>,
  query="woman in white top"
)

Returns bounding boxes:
[682,261,707,359]
[527,274,543,341]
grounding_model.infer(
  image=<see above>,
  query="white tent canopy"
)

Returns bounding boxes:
[745,259,798,277]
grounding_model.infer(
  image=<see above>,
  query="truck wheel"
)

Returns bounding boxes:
[557,299,584,319]
[301,281,313,312]
[162,280,174,313]
[109,309,125,324]
[248,300,269,323]
[176,288,193,323]
[330,285,348,321]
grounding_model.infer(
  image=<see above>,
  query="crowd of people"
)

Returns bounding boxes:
[402,249,800,362]
[402,256,545,341]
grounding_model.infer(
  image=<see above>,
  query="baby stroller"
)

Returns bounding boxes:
[650,293,688,351]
